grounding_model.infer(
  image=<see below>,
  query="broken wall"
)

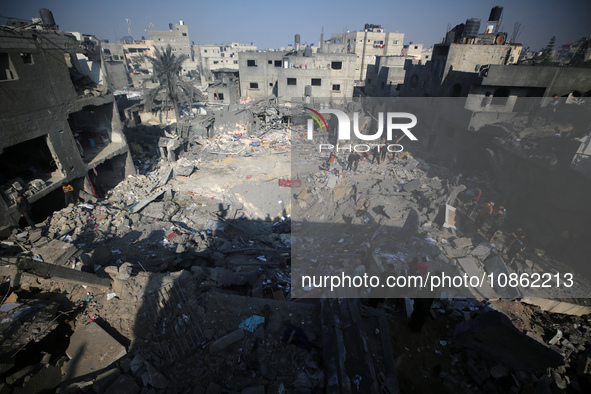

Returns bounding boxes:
[0,28,134,230]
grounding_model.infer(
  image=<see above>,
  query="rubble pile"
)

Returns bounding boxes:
[388,298,591,393]
[1,103,591,392]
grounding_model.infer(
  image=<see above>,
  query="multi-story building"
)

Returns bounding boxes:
[554,37,590,65]
[321,25,405,81]
[194,42,257,79]
[0,15,134,230]
[364,56,410,97]
[148,21,192,59]
[401,43,423,62]
[238,46,356,102]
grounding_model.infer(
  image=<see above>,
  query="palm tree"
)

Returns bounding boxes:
[146,45,202,121]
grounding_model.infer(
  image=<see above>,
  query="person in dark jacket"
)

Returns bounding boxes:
[16,195,35,227]
[489,205,507,242]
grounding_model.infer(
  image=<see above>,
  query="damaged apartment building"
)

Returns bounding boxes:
[321,24,407,82]
[397,7,591,278]
[238,35,357,102]
[0,10,134,233]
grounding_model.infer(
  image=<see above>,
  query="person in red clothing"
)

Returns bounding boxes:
[473,188,482,202]
[417,258,429,278]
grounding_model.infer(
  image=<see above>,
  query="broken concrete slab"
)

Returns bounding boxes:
[92,368,121,393]
[403,178,422,192]
[456,256,498,298]
[521,298,591,316]
[34,239,79,266]
[16,258,112,289]
[128,189,167,213]
[483,255,521,299]
[453,310,564,371]
[209,329,245,354]
[14,365,62,393]
[104,374,140,394]
[400,208,419,241]
[63,322,127,380]
[471,243,493,259]
[452,237,473,249]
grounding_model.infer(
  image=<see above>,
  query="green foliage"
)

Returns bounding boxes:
[540,36,556,66]
[145,45,202,121]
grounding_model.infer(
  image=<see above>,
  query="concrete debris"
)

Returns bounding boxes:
[453,310,564,371]
[63,322,127,380]
[1,90,591,394]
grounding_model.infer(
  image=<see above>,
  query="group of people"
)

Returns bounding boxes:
[452,172,529,268]
[325,137,397,173]
[475,200,507,242]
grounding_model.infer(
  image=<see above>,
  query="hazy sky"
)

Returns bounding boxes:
[2,0,590,51]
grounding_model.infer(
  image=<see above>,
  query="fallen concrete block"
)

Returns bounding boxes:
[403,178,422,192]
[521,298,591,316]
[484,255,521,299]
[400,208,419,240]
[63,322,127,380]
[128,189,167,213]
[93,368,121,393]
[105,374,140,394]
[452,237,473,249]
[173,164,194,177]
[471,243,493,259]
[35,239,78,266]
[209,329,245,354]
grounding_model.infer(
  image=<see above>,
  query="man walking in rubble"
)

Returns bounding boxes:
[347,152,356,171]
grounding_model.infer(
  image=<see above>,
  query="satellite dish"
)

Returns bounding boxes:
[495,33,507,45]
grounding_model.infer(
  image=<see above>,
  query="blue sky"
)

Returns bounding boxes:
[1,0,589,51]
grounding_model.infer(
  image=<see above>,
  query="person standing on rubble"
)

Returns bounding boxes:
[62,184,75,207]
[347,152,356,171]
[328,150,336,164]
[475,201,494,230]
[489,205,507,242]
[504,227,527,268]
[380,137,388,163]
[371,145,381,164]
[16,195,35,228]
[353,152,360,171]
[451,173,462,187]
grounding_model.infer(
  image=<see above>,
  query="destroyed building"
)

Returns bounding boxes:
[238,35,357,101]
[395,8,591,282]
[322,24,406,82]
[0,13,135,232]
